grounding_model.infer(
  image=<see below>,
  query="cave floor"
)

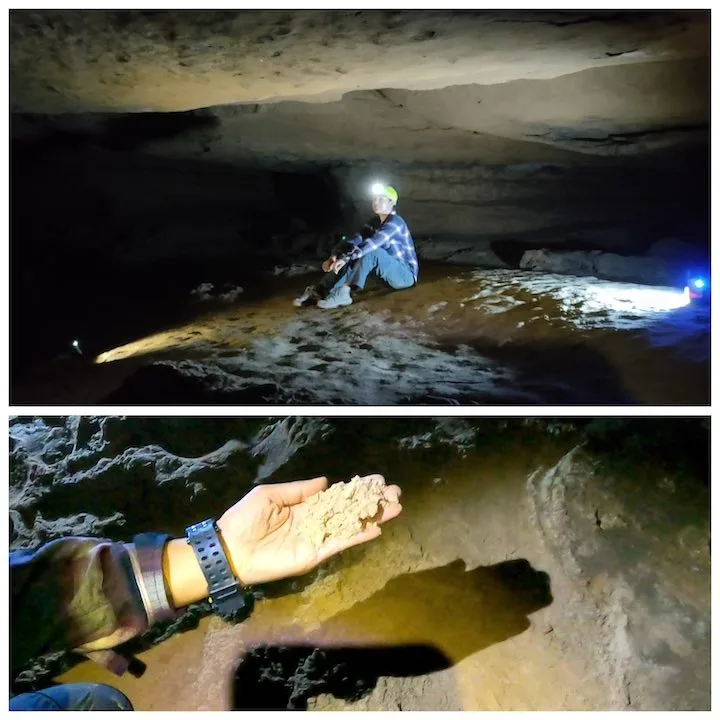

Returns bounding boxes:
[54,429,709,711]
[12,264,709,405]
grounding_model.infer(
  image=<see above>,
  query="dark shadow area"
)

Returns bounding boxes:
[10,136,280,375]
[10,138,341,380]
[10,121,352,381]
[233,644,451,710]
[100,110,219,151]
[13,109,220,154]
[433,337,637,405]
[582,417,710,483]
[231,558,552,710]
[101,365,284,406]
[271,169,346,231]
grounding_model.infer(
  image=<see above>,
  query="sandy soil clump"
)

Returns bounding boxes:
[299,475,388,549]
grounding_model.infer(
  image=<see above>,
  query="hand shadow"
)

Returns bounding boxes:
[231,558,552,710]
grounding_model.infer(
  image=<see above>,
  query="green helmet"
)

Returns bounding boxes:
[371,183,399,204]
[383,185,399,204]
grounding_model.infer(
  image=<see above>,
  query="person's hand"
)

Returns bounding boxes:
[322,257,335,273]
[331,258,347,274]
[217,475,401,586]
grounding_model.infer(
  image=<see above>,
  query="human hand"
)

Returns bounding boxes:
[331,258,347,274]
[218,475,402,586]
[322,257,335,273]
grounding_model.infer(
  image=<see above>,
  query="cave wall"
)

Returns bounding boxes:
[10,10,710,271]
[12,79,708,273]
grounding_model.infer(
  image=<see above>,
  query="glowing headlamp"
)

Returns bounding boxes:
[371,183,385,196]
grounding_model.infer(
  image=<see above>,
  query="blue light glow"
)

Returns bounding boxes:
[692,278,706,289]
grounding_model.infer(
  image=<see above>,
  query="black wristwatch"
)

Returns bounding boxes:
[185,519,253,621]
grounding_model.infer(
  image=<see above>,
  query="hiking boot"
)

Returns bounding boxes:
[317,286,353,309]
[293,285,320,307]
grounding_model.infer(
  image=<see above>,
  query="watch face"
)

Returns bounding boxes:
[187,519,214,536]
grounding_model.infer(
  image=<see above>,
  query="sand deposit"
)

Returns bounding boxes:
[299,475,388,550]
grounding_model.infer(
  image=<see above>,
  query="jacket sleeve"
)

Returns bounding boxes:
[342,216,402,261]
[10,533,178,677]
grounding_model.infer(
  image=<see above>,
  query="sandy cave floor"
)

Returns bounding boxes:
[49,423,709,711]
[12,264,710,405]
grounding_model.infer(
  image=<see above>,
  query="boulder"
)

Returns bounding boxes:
[520,248,679,285]
[519,248,599,277]
[594,252,675,285]
[416,237,509,268]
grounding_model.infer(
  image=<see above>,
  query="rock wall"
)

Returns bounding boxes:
[11,98,709,270]
[527,442,710,710]
[518,246,704,286]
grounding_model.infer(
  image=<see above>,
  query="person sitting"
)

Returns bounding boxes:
[293,184,418,309]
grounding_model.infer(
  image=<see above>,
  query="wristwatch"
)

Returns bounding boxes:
[185,519,254,621]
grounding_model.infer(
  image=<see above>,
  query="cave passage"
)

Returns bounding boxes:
[9,9,710,404]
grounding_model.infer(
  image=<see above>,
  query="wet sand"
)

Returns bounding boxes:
[13,264,709,405]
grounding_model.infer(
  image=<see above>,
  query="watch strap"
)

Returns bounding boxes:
[185,519,251,620]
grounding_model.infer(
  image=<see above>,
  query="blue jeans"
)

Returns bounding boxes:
[330,249,416,292]
[10,683,133,711]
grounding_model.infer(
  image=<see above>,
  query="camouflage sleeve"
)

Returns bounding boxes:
[10,533,178,677]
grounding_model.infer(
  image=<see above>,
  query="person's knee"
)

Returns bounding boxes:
[74,683,134,711]
[356,251,378,268]
[10,683,134,711]
[391,279,415,291]
[387,266,416,290]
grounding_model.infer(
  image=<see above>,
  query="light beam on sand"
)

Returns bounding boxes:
[588,285,690,313]
[94,326,208,364]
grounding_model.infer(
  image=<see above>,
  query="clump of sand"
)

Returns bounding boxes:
[300,475,388,549]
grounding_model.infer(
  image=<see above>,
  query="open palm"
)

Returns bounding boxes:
[218,475,402,586]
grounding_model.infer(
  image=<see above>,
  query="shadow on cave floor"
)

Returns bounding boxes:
[231,558,552,710]
[10,263,709,405]
[233,644,450,710]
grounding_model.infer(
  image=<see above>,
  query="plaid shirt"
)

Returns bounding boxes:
[10,533,176,679]
[343,213,419,280]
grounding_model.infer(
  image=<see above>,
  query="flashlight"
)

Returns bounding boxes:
[684,275,709,303]
[71,339,83,355]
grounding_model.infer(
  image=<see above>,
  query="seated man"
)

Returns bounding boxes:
[293,184,418,309]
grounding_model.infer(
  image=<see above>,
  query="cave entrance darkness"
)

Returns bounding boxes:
[270,168,348,233]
